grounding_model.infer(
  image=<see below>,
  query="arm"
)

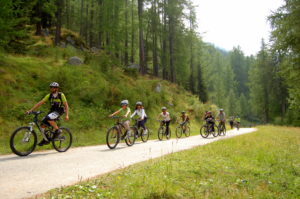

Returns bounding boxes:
[109,110,120,117]
[64,101,69,120]
[130,110,137,119]
[26,100,45,113]
[124,108,130,118]
[140,109,145,120]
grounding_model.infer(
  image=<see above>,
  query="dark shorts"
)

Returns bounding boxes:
[42,111,62,126]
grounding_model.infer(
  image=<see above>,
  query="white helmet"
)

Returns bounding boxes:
[220,109,224,111]
[120,100,129,106]
[49,82,59,88]
[136,101,142,106]
[161,107,167,110]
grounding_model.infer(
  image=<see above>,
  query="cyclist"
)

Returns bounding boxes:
[179,111,190,132]
[109,100,131,137]
[157,107,171,135]
[217,109,226,129]
[131,101,148,137]
[26,82,69,146]
[235,116,241,129]
[229,116,234,129]
[204,111,215,132]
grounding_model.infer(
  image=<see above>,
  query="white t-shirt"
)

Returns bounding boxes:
[131,108,147,119]
[159,112,171,121]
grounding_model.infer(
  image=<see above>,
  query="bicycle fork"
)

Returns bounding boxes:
[22,122,35,142]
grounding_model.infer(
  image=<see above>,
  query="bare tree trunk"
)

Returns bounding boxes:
[168,11,175,83]
[124,0,129,66]
[138,0,146,74]
[55,0,63,45]
[152,0,159,76]
[130,0,135,63]
[89,0,94,47]
[162,0,168,80]
[79,0,84,36]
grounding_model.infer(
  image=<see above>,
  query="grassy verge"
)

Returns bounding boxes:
[42,126,300,199]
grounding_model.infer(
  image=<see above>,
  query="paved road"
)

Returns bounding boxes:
[0,128,256,199]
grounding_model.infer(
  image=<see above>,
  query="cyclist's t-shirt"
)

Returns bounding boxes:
[160,112,171,121]
[118,107,131,121]
[218,112,226,121]
[235,117,241,123]
[131,108,147,119]
[42,92,67,114]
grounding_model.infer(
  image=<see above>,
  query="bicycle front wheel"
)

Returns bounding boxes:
[212,124,219,137]
[106,127,120,149]
[52,127,73,152]
[158,127,164,140]
[200,126,209,138]
[10,127,37,156]
[175,126,182,138]
[124,127,136,146]
[141,128,150,142]
[184,126,191,137]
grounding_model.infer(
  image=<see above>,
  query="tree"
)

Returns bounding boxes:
[138,0,146,74]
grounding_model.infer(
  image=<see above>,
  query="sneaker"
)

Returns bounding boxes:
[38,139,50,146]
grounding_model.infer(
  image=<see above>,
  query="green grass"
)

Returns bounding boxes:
[41,126,300,199]
[0,45,215,155]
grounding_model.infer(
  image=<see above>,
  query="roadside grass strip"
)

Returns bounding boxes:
[43,126,300,199]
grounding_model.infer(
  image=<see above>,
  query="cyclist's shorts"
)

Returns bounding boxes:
[42,111,61,125]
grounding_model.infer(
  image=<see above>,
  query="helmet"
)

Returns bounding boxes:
[181,111,185,114]
[120,99,129,106]
[161,107,167,110]
[136,101,142,106]
[220,109,224,111]
[207,111,212,114]
[49,82,59,88]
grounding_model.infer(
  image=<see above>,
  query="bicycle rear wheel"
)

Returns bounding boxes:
[141,128,150,142]
[175,126,182,138]
[184,126,191,137]
[52,127,73,152]
[212,124,219,137]
[158,127,164,140]
[106,127,120,149]
[10,127,37,156]
[124,127,136,146]
[200,126,209,138]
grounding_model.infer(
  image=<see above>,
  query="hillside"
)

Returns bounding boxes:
[0,38,215,154]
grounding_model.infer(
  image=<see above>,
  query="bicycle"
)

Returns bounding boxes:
[218,120,226,136]
[200,120,219,138]
[106,116,136,149]
[130,119,150,142]
[175,122,190,138]
[10,111,72,156]
[157,120,171,140]
[235,122,240,131]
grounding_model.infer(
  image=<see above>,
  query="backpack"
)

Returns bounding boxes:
[49,92,64,113]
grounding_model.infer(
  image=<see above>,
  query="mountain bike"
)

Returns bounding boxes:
[200,120,219,138]
[175,122,190,138]
[218,120,226,136]
[106,116,136,149]
[235,122,240,131]
[10,111,72,156]
[130,119,150,142]
[157,120,171,140]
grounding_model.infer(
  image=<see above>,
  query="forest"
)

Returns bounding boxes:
[0,0,299,126]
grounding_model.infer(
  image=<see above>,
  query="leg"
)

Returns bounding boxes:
[166,121,170,134]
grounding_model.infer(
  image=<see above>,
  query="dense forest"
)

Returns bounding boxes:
[0,0,299,125]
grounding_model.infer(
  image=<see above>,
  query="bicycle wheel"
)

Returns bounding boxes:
[166,128,171,139]
[10,127,37,156]
[124,127,136,146]
[175,126,182,138]
[141,128,150,142]
[212,124,219,137]
[158,127,164,140]
[106,127,120,149]
[184,126,191,137]
[200,125,209,138]
[52,127,73,152]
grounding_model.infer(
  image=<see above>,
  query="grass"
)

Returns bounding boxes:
[41,125,300,199]
[0,44,215,155]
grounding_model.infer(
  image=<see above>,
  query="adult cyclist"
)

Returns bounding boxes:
[26,82,69,146]
[157,107,171,135]
[217,109,226,129]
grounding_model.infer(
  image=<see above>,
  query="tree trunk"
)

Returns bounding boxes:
[79,0,84,36]
[138,0,146,74]
[55,0,63,46]
[65,0,70,29]
[162,0,168,80]
[152,0,159,76]
[89,0,94,47]
[124,0,129,66]
[168,10,175,83]
[35,0,42,35]
[130,0,135,63]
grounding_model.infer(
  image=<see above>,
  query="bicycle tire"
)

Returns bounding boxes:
[175,126,182,138]
[106,126,120,149]
[10,126,37,156]
[184,126,191,137]
[158,126,164,141]
[141,128,150,142]
[212,124,219,137]
[200,125,209,138]
[52,127,73,152]
[124,127,136,146]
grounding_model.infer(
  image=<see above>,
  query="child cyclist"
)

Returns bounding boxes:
[157,107,171,135]
[131,101,148,137]
[109,100,131,136]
